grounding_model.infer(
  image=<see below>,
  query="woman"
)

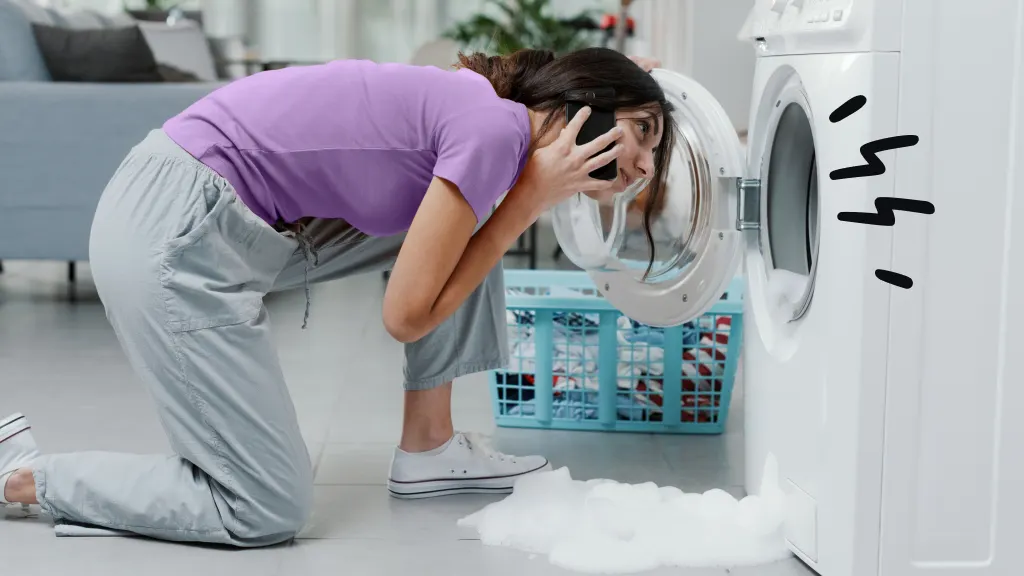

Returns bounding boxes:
[1,47,675,547]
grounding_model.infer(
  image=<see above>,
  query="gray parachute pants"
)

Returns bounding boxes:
[30,129,508,546]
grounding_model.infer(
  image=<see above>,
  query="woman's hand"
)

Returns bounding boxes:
[628,55,661,72]
[382,108,620,343]
[510,106,624,219]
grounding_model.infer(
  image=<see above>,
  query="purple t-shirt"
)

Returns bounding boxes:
[162,60,532,236]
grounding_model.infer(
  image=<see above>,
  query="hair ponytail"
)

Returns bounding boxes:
[455,49,555,102]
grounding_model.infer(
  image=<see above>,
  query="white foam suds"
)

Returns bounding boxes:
[458,454,790,574]
[765,269,809,323]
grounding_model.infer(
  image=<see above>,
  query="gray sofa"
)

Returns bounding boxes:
[0,0,220,267]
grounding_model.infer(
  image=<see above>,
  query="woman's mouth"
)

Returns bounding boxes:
[619,169,631,190]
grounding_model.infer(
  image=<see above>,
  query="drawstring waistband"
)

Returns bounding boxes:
[276,218,319,330]
[274,216,371,330]
[295,229,319,330]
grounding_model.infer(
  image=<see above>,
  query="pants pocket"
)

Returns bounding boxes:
[160,192,264,333]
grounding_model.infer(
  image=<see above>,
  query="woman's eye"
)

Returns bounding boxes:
[638,121,650,135]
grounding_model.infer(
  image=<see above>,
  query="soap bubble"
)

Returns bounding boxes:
[458,454,792,572]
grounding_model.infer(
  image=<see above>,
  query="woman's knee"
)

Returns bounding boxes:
[228,471,314,543]
[203,445,315,543]
[250,495,313,542]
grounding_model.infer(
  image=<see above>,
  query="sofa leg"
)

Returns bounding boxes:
[68,261,76,283]
[0,260,4,273]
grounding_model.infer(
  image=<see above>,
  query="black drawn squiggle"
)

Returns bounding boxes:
[830,95,866,123]
[875,270,913,289]
[828,96,933,289]
[830,136,920,180]
[837,197,936,226]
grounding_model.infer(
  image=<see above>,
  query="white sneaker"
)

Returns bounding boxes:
[388,432,551,499]
[0,413,40,513]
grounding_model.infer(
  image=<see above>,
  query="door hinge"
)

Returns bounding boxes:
[736,178,761,231]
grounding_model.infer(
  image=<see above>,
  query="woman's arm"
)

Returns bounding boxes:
[383,105,622,343]
[382,176,538,343]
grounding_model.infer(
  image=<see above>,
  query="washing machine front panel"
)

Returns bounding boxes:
[742,51,901,576]
[550,68,745,328]
[741,56,833,570]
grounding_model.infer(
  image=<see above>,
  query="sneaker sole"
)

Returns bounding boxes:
[387,460,552,499]
[0,414,29,444]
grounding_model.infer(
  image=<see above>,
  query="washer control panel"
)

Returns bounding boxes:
[747,0,852,35]
[738,0,901,55]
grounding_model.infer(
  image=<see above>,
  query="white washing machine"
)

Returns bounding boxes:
[551,0,1024,575]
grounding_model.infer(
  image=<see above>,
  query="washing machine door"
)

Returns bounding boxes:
[551,69,746,328]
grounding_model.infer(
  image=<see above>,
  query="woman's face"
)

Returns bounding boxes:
[582,108,664,204]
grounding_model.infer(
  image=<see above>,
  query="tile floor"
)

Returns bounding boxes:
[0,259,814,576]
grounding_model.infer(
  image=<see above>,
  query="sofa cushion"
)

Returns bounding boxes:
[137,20,219,82]
[49,7,107,29]
[99,12,136,27]
[31,23,163,83]
[156,63,202,82]
[0,1,143,81]
[0,0,57,81]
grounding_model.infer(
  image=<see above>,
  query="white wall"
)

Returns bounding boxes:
[636,0,756,133]
[201,0,246,37]
[43,0,752,104]
[41,0,201,12]
[690,0,756,133]
[236,0,623,64]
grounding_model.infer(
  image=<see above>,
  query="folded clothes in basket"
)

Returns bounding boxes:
[619,317,700,348]
[501,287,734,424]
[510,309,601,330]
[506,387,649,421]
[625,315,733,423]
[507,285,601,330]
[506,318,600,377]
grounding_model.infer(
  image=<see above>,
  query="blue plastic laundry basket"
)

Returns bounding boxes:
[490,269,744,435]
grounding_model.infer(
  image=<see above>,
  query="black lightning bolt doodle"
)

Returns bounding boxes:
[829,96,932,289]
[875,270,913,289]
[829,95,866,123]
[829,135,920,180]
[837,197,936,226]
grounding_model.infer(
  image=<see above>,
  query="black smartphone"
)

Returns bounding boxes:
[565,88,618,181]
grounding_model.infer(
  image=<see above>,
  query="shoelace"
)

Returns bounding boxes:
[459,432,518,464]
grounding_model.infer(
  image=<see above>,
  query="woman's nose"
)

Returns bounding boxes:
[635,152,655,179]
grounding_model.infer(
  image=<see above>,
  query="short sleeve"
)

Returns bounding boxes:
[432,106,528,223]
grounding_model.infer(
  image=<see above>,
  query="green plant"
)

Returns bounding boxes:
[444,0,599,56]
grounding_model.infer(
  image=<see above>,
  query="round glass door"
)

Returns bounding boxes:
[551,69,746,328]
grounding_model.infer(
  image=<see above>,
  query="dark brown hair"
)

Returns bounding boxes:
[456,47,676,279]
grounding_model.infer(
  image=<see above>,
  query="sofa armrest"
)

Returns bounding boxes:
[0,81,223,261]
[0,81,223,206]
[0,81,223,132]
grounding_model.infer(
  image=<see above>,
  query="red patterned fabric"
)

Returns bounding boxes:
[631,315,732,423]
